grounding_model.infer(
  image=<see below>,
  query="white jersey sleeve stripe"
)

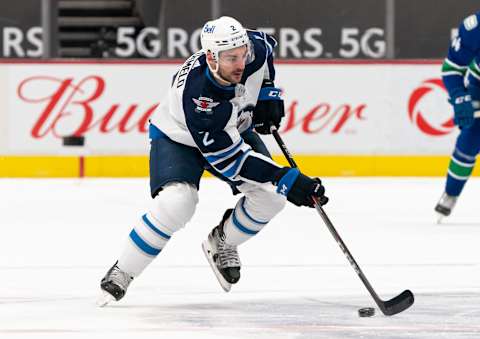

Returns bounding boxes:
[205,139,243,164]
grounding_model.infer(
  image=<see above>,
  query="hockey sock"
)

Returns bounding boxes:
[445,148,476,196]
[223,196,270,246]
[117,213,172,277]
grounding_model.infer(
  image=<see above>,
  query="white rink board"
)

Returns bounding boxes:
[5,63,177,154]
[0,61,457,155]
[273,64,456,154]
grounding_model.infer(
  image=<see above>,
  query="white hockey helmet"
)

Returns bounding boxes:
[200,16,250,61]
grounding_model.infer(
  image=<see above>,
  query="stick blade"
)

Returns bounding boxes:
[380,289,414,316]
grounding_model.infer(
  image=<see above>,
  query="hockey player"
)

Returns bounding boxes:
[98,16,328,305]
[435,12,480,221]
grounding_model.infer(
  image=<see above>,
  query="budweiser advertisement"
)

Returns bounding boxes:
[6,63,177,154]
[0,61,457,155]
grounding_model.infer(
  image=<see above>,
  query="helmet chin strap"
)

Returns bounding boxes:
[207,59,232,86]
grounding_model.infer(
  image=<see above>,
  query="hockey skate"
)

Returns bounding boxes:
[97,261,133,307]
[434,192,458,223]
[202,209,241,292]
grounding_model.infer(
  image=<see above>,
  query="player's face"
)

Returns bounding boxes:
[217,45,248,83]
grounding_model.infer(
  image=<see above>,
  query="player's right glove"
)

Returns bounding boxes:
[272,167,328,208]
[449,89,475,128]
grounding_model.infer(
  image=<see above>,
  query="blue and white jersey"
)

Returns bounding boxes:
[150,30,281,184]
[442,12,480,97]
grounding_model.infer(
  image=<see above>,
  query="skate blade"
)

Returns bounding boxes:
[201,241,232,292]
[96,290,116,307]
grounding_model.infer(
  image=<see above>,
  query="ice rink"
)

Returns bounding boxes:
[1,177,480,338]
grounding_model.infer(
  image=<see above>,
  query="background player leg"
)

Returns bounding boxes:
[435,119,480,220]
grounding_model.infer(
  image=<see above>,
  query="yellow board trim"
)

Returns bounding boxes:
[0,155,478,178]
[85,156,148,177]
[0,156,80,177]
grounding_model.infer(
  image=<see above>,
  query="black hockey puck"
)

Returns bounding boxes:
[358,307,375,317]
[63,135,85,146]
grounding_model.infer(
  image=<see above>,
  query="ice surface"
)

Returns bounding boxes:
[1,177,480,338]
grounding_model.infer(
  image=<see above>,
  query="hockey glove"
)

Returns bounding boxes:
[449,89,475,128]
[253,80,285,134]
[273,167,328,208]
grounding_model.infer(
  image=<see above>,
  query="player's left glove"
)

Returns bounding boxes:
[273,167,329,208]
[253,80,285,134]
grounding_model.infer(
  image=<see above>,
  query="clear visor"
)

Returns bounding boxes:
[218,41,255,66]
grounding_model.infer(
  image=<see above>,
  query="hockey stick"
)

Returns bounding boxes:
[269,125,414,316]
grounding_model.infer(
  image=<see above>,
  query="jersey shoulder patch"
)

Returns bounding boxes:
[463,14,478,31]
[192,96,220,114]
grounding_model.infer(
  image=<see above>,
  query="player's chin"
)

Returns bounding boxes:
[230,72,243,83]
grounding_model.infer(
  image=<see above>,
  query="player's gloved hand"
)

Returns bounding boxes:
[253,80,285,134]
[273,167,328,208]
[449,89,475,128]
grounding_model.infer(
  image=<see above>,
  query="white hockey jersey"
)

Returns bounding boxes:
[150,30,282,184]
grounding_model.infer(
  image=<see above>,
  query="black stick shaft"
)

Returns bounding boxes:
[270,125,385,309]
[271,129,297,168]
